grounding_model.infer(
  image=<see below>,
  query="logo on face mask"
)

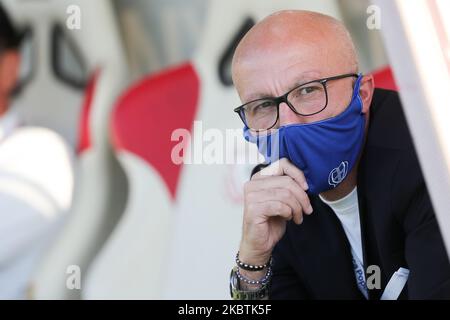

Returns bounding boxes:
[328,161,349,188]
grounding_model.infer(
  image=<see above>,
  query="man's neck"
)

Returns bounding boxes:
[319,163,358,202]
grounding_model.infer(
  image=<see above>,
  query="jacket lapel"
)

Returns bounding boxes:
[358,144,408,299]
[287,195,364,299]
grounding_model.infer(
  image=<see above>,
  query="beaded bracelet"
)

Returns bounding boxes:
[235,252,272,271]
[235,265,272,286]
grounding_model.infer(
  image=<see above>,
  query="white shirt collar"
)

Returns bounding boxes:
[319,186,358,214]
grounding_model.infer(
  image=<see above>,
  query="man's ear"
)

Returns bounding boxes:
[359,74,375,114]
[0,50,21,96]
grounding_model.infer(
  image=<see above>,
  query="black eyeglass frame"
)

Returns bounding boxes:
[234,73,359,131]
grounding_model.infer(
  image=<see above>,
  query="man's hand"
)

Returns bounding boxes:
[239,158,313,266]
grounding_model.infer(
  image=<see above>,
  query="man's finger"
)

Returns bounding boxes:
[246,176,313,215]
[253,158,309,191]
[248,200,294,222]
[247,188,303,224]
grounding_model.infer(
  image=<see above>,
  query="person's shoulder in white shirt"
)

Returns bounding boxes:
[0,112,75,299]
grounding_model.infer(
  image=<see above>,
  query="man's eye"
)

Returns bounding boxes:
[250,101,274,113]
[256,101,273,109]
[299,86,318,95]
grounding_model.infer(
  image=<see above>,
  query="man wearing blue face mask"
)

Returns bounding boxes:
[229,10,450,300]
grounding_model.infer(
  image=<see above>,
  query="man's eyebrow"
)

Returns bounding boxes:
[243,72,323,102]
[245,93,273,102]
[290,73,322,87]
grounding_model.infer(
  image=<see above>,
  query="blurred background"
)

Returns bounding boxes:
[0,0,449,299]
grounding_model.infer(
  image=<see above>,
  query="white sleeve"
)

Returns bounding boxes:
[0,186,57,266]
[0,127,74,266]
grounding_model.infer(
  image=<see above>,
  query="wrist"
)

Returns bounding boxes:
[238,245,272,266]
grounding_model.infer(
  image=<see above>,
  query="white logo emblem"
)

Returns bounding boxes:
[328,161,349,187]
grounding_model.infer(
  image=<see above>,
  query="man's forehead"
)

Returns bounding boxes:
[233,28,336,80]
[235,46,331,98]
[236,40,328,73]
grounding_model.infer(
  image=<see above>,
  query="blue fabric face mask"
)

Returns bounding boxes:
[244,75,365,195]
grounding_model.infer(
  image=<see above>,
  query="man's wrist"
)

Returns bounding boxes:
[238,245,272,266]
[236,251,272,271]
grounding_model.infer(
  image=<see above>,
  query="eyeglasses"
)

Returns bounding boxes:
[234,73,359,132]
